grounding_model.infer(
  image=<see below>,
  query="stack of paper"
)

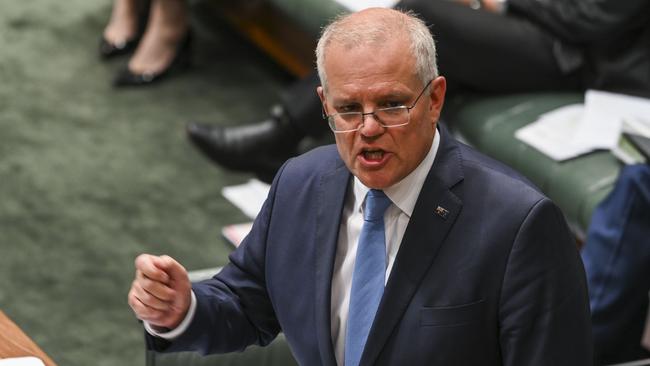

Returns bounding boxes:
[617,115,650,164]
[0,357,45,366]
[221,179,271,247]
[515,104,588,161]
[221,179,270,219]
[516,90,650,162]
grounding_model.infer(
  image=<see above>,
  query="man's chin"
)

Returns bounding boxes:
[356,172,395,190]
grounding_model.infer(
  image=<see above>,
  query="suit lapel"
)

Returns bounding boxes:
[314,162,351,366]
[361,128,465,366]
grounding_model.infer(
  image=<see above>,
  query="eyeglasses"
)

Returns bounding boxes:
[323,79,433,133]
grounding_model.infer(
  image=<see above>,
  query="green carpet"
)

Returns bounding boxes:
[0,1,293,365]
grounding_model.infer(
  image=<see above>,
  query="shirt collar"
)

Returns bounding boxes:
[352,129,441,217]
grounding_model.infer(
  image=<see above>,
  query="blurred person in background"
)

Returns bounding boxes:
[100,0,191,86]
[582,164,650,365]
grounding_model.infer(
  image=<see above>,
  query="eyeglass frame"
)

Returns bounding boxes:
[321,79,434,134]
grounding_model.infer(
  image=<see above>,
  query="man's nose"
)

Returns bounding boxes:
[359,112,384,136]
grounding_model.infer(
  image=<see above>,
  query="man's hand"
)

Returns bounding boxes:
[128,254,192,330]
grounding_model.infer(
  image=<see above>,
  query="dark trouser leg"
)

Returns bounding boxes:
[581,164,650,364]
[280,72,329,138]
[185,73,322,178]
[397,0,581,93]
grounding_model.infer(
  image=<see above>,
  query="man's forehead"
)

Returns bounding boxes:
[323,39,413,76]
[325,31,409,54]
[327,82,416,100]
[324,41,415,76]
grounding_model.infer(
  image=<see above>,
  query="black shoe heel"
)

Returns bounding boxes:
[99,0,151,60]
[99,37,139,59]
[113,31,192,87]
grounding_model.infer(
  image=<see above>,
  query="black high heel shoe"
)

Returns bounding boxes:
[98,0,151,60]
[99,36,140,59]
[112,31,192,87]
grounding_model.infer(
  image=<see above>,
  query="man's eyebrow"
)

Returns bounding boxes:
[379,92,410,99]
[330,95,358,105]
[329,89,412,104]
[332,91,408,103]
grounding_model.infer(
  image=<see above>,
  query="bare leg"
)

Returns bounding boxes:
[127,0,188,75]
[103,0,140,45]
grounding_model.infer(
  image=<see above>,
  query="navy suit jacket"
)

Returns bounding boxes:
[150,127,593,365]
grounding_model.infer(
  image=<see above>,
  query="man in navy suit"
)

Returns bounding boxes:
[128,8,593,365]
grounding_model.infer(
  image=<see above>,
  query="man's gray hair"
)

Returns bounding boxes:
[315,8,438,92]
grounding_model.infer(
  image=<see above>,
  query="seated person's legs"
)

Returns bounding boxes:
[100,0,191,87]
[100,0,144,57]
[400,0,580,93]
[186,72,325,174]
[582,164,650,364]
[114,0,190,86]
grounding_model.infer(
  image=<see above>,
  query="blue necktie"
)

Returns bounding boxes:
[345,189,392,366]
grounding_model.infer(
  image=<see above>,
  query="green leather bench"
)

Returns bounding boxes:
[450,92,622,240]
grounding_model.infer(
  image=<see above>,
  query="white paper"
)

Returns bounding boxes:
[221,179,270,219]
[622,115,650,137]
[221,222,254,247]
[515,91,650,161]
[515,104,593,161]
[0,357,45,366]
[574,90,650,150]
[333,0,399,11]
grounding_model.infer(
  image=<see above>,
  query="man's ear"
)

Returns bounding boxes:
[429,76,446,113]
[317,86,325,105]
[317,85,329,116]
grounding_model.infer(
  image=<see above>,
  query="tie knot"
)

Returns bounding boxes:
[364,189,391,221]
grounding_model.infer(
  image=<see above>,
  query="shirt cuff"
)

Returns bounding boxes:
[144,290,197,340]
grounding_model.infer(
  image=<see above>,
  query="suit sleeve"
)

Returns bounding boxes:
[146,161,291,355]
[506,0,647,43]
[498,198,593,365]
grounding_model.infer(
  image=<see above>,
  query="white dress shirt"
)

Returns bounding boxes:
[330,132,440,365]
[147,131,441,366]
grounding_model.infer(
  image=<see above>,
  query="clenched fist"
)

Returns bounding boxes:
[128,254,192,330]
